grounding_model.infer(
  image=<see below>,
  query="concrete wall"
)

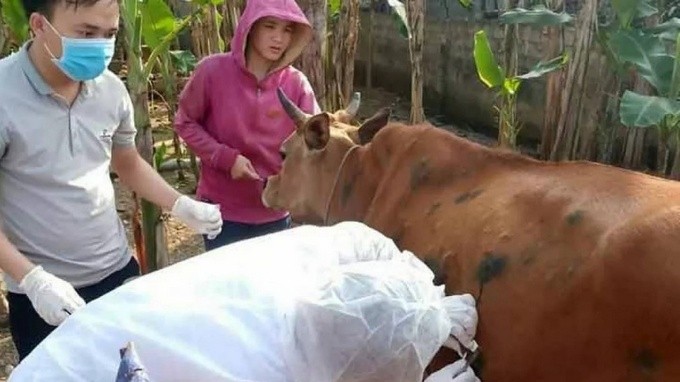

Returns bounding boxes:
[353,5,607,144]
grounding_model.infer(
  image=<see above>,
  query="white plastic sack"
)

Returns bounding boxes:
[9,221,474,382]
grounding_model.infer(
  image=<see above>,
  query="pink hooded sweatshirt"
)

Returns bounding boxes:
[174,0,320,224]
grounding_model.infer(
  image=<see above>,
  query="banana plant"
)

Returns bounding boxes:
[121,0,222,273]
[385,0,473,40]
[0,0,28,54]
[0,14,6,55]
[615,30,680,177]
[473,28,569,148]
[157,49,199,184]
[604,0,680,177]
[471,5,571,149]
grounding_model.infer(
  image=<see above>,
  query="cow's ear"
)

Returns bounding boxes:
[304,113,331,150]
[357,107,391,144]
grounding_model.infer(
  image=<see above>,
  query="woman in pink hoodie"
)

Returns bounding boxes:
[174,0,320,250]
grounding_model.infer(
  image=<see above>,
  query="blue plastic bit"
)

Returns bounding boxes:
[115,341,151,382]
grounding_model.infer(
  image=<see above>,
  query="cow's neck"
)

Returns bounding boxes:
[324,144,380,225]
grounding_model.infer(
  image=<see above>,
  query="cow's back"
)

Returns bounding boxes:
[361,123,680,381]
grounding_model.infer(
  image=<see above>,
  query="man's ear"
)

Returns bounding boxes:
[303,113,331,150]
[357,107,391,144]
[28,13,47,37]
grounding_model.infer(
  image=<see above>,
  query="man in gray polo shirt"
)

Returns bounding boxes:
[0,0,224,360]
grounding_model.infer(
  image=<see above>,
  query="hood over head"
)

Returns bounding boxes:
[231,0,313,75]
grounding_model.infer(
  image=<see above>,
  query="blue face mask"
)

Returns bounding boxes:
[44,20,115,81]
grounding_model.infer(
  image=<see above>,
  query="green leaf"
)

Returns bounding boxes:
[499,5,573,25]
[1,0,28,42]
[143,7,200,79]
[611,0,640,28]
[473,30,504,89]
[644,17,680,41]
[670,32,680,99]
[457,0,473,9]
[329,0,341,17]
[192,0,224,6]
[608,29,674,95]
[121,0,139,35]
[503,77,521,95]
[139,0,177,51]
[620,91,680,127]
[153,141,168,170]
[516,52,569,80]
[386,0,411,39]
[611,0,657,28]
[169,50,197,75]
[215,10,225,52]
[635,0,658,18]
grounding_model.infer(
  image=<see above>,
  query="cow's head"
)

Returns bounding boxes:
[262,88,391,225]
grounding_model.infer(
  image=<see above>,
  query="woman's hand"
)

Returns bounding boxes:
[231,155,261,180]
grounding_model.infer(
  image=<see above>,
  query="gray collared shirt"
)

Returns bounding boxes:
[0,41,136,293]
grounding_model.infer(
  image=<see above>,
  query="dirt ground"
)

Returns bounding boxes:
[0,85,509,379]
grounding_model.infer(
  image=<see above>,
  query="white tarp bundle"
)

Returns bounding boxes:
[9,221,477,382]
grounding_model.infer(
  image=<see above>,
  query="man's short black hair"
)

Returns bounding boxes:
[22,0,113,19]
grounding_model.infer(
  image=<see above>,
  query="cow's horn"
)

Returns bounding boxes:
[346,92,361,117]
[277,87,309,126]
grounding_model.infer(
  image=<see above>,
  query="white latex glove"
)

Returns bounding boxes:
[442,293,478,355]
[19,265,86,326]
[171,195,222,239]
[424,359,480,382]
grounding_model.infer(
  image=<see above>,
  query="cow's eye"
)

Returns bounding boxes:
[280,151,287,160]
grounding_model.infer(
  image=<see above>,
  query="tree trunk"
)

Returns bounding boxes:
[185,3,226,184]
[540,0,565,159]
[123,10,167,273]
[160,58,185,183]
[407,0,425,124]
[595,73,621,164]
[191,4,222,57]
[670,132,680,180]
[437,1,453,115]
[297,0,328,109]
[331,0,360,109]
[221,0,244,50]
[549,0,597,161]
[571,51,608,160]
[657,126,671,176]
[366,0,375,89]
[621,127,647,170]
[0,19,8,55]
[498,0,519,149]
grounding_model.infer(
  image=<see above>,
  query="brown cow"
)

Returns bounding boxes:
[262,88,680,381]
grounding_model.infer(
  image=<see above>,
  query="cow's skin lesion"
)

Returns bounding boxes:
[476,251,508,285]
[454,189,484,204]
[409,156,431,189]
[340,176,356,207]
[566,209,585,226]
[634,348,659,375]
[426,201,442,216]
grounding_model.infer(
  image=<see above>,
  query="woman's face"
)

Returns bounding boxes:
[248,16,295,63]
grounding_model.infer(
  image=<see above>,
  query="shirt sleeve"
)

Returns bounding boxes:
[0,107,9,159]
[173,57,241,173]
[113,90,138,148]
